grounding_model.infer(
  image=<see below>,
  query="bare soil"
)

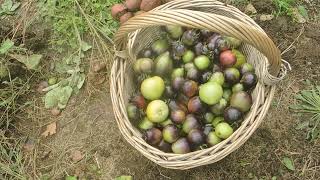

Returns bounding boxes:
[7,0,320,179]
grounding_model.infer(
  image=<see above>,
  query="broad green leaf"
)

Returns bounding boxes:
[57,86,73,109]
[272,176,277,180]
[55,61,74,74]
[11,54,42,70]
[45,88,60,108]
[80,41,92,52]
[115,176,133,180]
[44,86,73,109]
[282,157,295,171]
[1,0,13,11]
[77,73,85,89]
[65,176,77,180]
[0,39,14,54]
[298,5,308,19]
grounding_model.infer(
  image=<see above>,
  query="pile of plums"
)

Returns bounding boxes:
[126,25,257,154]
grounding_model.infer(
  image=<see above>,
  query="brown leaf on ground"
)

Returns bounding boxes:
[71,150,84,162]
[41,122,57,137]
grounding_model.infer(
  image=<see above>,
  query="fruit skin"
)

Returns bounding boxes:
[182,29,199,46]
[204,112,215,123]
[171,68,184,79]
[170,110,186,124]
[186,68,200,81]
[194,55,210,70]
[200,71,212,83]
[187,129,205,148]
[224,107,242,124]
[240,63,254,75]
[209,72,225,86]
[232,49,246,68]
[158,139,172,152]
[152,40,169,55]
[130,94,146,109]
[138,48,154,58]
[164,86,176,98]
[160,119,173,127]
[140,76,165,100]
[220,50,236,68]
[184,62,196,71]
[171,138,191,154]
[143,128,162,145]
[111,4,127,20]
[199,82,223,105]
[146,100,169,123]
[162,124,180,143]
[187,96,204,114]
[223,89,232,101]
[182,50,195,63]
[182,80,198,97]
[232,83,244,93]
[133,58,154,74]
[203,124,213,135]
[182,114,201,133]
[139,117,154,130]
[125,0,142,11]
[224,68,240,85]
[140,0,162,11]
[207,131,222,146]
[215,122,234,139]
[172,41,187,57]
[120,12,134,24]
[230,91,252,113]
[165,25,184,39]
[224,36,242,49]
[240,72,257,90]
[168,100,187,113]
[210,98,227,115]
[212,116,224,127]
[127,103,139,120]
[154,52,173,76]
[171,77,185,91]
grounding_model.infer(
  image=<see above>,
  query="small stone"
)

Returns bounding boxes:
[245,3,257,14]
[260,14,274,21]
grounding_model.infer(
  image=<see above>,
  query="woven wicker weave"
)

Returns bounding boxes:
[110,0,286,169]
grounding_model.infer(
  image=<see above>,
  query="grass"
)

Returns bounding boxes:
[272,0,296,17]
[290,85,320,141]
[0,135,27,180]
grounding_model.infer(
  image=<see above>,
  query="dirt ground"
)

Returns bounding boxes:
[3,0,320,179]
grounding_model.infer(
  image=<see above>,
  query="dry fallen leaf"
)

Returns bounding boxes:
[71,150,84,162]
[41,122,57,137]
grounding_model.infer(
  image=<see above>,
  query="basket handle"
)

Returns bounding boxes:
[114,9,282,76]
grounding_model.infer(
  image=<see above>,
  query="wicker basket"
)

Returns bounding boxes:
[110,0,287,170]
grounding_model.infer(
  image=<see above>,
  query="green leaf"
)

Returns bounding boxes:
[44,86,73,109]
[282,157,295,171]
[80,41,92,52]
[11,54,42,70]
[271,176,277,180]
[57,86,73,109]
[0,39,14,54]
[65,176,77,180]
[77,73,85,89]
[115,176,133,180]
[298,5,308,19]
[1,0,13,11]
[10,2,20,11]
